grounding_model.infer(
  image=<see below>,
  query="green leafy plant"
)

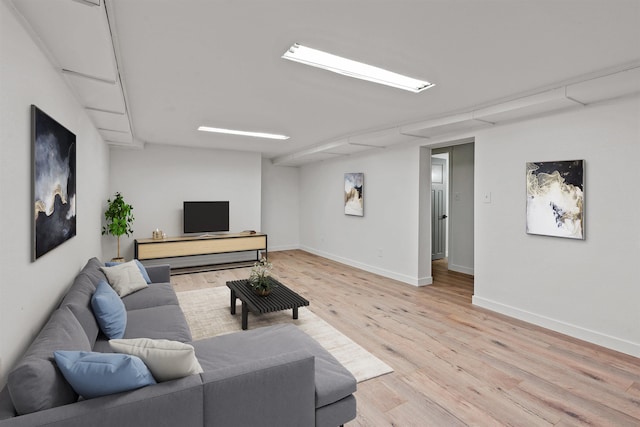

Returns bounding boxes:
[102,192,134,260]
[249,257,275,296]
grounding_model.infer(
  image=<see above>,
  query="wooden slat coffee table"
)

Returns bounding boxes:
[226,277,309,330]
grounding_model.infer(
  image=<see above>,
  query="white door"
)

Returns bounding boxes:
[431,157,447,260]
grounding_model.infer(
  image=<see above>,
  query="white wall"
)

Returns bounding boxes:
[299,144,431,286]
[473,96,640,356]
[261,159,300,251]
[107,144,263,261]
[298,95,639,356]
[0,1,110,386]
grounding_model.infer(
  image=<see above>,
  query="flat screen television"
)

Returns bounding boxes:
[183,201,229,234]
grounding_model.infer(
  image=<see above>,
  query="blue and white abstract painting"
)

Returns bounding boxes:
[344,173,364,216]
[33,105,76,260]
[526,160,584,239]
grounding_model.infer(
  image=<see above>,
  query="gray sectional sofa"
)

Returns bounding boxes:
[0,258,356,426]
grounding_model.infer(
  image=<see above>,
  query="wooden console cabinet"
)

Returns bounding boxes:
[134,233,267,270]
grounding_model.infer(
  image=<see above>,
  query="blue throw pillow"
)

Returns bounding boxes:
[105,259,152,284]
[53,351,156,399]
[91,280,126,339]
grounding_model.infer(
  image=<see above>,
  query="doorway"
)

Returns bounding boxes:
[431,153,448,261]
[429,142,474,277]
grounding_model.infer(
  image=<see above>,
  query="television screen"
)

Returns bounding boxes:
[183,201,229,234]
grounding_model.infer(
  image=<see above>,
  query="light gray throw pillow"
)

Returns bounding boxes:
[100,260,148,297]
[109,338,203,382]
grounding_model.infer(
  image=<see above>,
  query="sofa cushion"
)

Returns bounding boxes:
[193,324,357,409]
[92,305,193,352]
[67,303,100,347]
[54,351,156,399]
[7,306,92,415]
[105,259,152,284]
[316,394,357,427]
[79,257,108,287]
[60,272,97,308]
[125,305,193,342]
[59,271,101,345]
[110,338,203,382]
[92,337,114,353]
[101,261,148,297]
[144,264,171,284]
[121,282,179,311]
[91,281,127,339]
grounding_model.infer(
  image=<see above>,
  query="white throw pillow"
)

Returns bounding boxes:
[109,338,203,382]
[100,261,148,297]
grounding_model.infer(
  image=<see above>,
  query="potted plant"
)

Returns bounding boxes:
[249,257,275,296]
[102,192,134,262]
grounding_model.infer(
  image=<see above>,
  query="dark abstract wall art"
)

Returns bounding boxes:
[526,160,584,240]
[344,173,364,216]
[32,105,76,260]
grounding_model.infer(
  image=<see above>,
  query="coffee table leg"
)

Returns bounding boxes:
[242,301,249,330]
[230,289,237,315]
[293,306,299,320]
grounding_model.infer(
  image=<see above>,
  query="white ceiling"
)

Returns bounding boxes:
[10,0,640,165]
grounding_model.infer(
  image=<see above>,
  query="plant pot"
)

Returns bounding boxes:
[254,288,272,297]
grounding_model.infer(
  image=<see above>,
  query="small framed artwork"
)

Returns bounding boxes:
[344,173,364,216]
[526,160,584,239]
[32,105,77,260]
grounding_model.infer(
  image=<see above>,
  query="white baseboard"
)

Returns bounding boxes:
[300,245,430,287]
[268,244,301,252]
[472,296,640,358]
[448,263,474,276]
[417,275,434,286]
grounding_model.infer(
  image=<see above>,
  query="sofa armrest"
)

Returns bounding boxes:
[201,351,316,427]
[0,375,202,427]
[144,264,171,284]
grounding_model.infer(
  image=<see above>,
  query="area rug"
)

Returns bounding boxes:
[176,287,393,383]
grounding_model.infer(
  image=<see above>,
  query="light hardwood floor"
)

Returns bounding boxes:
[171,250,640,426]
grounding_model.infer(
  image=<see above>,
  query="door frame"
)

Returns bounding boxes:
[431,153,448,261]
[418,137,475,282]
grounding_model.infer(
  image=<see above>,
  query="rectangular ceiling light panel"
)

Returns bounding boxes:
[198,126,289,140]
[282,43,434,93]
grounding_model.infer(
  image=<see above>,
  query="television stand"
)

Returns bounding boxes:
[134,232,267,271]
[198,233,226,238]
